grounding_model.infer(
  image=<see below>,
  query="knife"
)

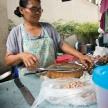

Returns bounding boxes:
[14,78,35,106]
[24,67,74,76]
[37,67,71,71]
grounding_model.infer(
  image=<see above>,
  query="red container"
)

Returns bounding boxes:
[56,54,79,64]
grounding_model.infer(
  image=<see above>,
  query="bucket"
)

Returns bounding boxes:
[92,66,108,108]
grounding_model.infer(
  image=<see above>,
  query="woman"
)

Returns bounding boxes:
[5,0,93,76]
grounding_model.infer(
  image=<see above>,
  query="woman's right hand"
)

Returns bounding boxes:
[20,52,39,71]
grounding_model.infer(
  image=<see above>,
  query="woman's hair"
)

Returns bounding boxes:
[14,0,41,17]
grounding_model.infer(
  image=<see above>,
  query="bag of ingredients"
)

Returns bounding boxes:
[31,77,96,108]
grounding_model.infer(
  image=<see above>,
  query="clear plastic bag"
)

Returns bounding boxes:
[93,39,108,57]
[31,77,96,108]
[93,46,108,57]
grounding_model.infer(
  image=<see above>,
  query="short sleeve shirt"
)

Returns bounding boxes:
[6,22,63,67]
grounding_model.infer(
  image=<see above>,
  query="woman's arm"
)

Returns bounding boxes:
[61,42,83,58]
[61,41,94,67]
[5,52,22,66]
[5,51,39,71]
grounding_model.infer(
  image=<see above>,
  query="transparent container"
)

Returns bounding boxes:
[95,85,108,108]
[92,66,108,108]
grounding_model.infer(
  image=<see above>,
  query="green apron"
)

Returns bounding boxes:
[18,24,55,76]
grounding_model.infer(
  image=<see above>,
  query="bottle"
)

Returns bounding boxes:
[14,66,19,78]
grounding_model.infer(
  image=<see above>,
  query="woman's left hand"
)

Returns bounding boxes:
[79,55,94,68]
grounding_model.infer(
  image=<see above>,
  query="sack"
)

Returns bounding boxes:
[32,77,96,108]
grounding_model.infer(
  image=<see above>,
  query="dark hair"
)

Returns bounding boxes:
[14,0,41,17]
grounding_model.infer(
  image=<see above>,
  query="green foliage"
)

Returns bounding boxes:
[75,22,99,44]
[52,21,99,44]
[8,19,16,32]
[52,21,79,40]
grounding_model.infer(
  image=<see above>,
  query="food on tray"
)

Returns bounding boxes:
[47,63,83,79]
[96,55,108,66]
[63,81,89,89]
[87,62,94,75]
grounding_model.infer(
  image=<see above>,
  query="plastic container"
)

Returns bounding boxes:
[94,63,100,68]
[94,63,108,68]
[87,44,92,53]
[56,54,79,64]
[92,66,108,108]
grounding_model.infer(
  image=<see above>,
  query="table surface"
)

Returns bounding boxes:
[0,74,98,108]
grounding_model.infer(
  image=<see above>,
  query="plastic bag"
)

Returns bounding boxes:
[93,46,108,57]
[31,77,96,108]
[93,39,108,57]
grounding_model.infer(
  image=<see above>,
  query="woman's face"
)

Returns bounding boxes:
[20,0,42,24]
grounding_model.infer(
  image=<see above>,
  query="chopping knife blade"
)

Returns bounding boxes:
[24,67,71,74]
[14,78,35,106]
[24,67,76,76]
[37,67,72,71]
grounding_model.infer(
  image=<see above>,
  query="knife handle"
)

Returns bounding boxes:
[14,78,24,88]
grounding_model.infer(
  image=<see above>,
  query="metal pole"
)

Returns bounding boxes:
[98,0,101,21]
